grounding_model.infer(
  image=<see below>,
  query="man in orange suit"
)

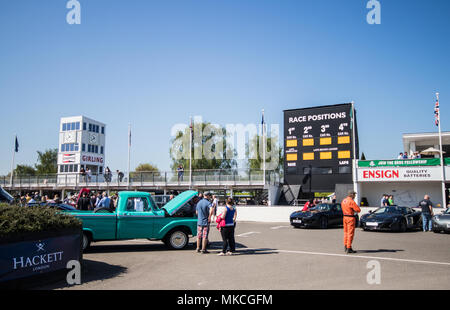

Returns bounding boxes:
[341,191,361,254]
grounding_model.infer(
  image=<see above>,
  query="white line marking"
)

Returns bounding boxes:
[236,232,261,237]
[269,249,450,267]
[270,226,290,230]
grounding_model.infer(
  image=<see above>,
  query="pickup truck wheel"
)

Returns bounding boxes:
[82,232,91,251]
[165,230,189,250]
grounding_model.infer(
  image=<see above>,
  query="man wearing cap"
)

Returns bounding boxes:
[195,192,214,254]
[341,191,361,254]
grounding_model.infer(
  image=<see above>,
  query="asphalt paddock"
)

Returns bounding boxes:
[40,222,450,290]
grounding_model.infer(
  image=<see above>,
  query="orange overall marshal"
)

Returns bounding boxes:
[341,191,361,253]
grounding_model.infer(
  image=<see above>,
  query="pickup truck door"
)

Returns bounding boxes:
[117,196,162,239]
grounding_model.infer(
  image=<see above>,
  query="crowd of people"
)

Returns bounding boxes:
[397,151,421,159]
[380,194,395,206]
[16,190,118,211]
[78,167,124,183]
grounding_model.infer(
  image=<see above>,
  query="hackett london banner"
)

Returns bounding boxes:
[358,166,442,182]
[0,233,81,282]
[358,158,442,168]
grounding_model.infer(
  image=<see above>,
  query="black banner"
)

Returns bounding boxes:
[0,233,81,282]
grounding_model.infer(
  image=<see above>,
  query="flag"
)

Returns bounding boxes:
[261,109,266,136]
[14,136,19,152]
[434,99,440,126]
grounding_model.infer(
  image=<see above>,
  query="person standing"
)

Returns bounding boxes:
[86,168,92,182]
[211,194,219,220]
[195,192,213,254]
[218,197,237,256]
[77,192,92,211]
[341,191,361,254]
[388,195,394,206]
[177,165,184,182]
[116,170,124,182]
[97,192,111,209]
[302,199,313,212]
[418,195,434,232]
[380,194,386,207]
[105,167,112,182]
[80,167,86,182]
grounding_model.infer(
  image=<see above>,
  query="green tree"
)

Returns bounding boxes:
[14,165,37,176]
[35,149,58,174]
[135,163,159,172]
[246,134,283,172]
[170,122,237,171]
[131,163,160,179]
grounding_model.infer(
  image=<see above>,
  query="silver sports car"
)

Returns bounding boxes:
[432,208,450,233]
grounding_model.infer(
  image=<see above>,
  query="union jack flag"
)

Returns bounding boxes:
[434,100,440,126]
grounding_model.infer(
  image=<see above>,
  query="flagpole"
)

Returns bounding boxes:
[189,116,192,189]
[351,102,359,203]
[262,109,266,186]
[127,124,131,188]
[436,92,446,208]
[9,135,16,187]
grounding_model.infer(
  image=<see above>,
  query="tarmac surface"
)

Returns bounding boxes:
[40,222,450,290]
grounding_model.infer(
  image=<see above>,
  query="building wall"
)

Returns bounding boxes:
[359,182,443,208]
[58,116,106,175]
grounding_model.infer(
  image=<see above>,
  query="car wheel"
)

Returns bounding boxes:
[82,232,91,251]
[399,219,407,232]
[164,229,189,250]
[319,217,328,229]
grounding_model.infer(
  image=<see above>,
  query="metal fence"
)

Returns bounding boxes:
[0,169,281,189]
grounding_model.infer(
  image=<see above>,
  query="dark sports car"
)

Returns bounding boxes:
[26,202,77,211]
[432,208,450,233]
[290,203,355,229]
[360,206,422,232]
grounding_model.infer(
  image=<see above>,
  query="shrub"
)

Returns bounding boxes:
[0,203,82,239]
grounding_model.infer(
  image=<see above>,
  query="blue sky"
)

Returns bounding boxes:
[0,0,449,174]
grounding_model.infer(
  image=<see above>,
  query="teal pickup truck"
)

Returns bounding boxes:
[65,190,199,251]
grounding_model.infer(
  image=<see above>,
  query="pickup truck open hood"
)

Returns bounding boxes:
[162,190,198,216]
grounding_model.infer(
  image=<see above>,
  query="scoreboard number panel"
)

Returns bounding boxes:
[283,103,359,191]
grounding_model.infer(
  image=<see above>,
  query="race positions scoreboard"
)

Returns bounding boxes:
[283,103,359,192]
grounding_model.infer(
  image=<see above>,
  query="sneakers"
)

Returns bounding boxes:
[346,248,357,254]
[217,252,226,256]
[201,250,210,254]
[226,251,233,256]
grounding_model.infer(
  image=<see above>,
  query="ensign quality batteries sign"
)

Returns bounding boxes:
[284,103,358,191]
[358,167,442,182]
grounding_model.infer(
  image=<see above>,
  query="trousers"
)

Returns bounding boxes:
[343,217,356,248]
[220,226,236,253]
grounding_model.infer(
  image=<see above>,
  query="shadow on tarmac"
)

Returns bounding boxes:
[205,241,278,256]
[354,249,405,254]
[35,259,128,290]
